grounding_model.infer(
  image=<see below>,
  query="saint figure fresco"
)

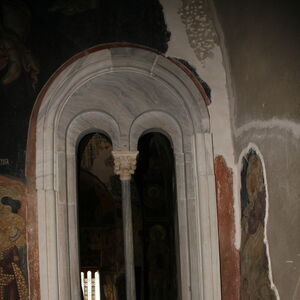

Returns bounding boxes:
[0,196,28,300]
[240,151,276,300]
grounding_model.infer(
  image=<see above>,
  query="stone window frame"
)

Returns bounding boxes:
[28,45,221,300]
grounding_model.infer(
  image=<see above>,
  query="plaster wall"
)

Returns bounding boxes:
[160,1,239,297]
[213,0,300,298]
[161,0,235,168]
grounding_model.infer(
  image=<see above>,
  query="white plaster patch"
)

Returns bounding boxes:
[237,143,280,299]
[235,118,300,140]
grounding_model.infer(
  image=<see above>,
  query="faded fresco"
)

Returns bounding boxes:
[240,151,276,299]
[134,132,178,300]
[78,133,129,299]
[0,177,28,300]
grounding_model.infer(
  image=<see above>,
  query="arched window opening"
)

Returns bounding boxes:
[31,46,221,300]
[77,131,179,300]
[134,132,179,300]
[77,133,125,299]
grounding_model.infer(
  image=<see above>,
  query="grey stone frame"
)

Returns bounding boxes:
[35,46,221,300]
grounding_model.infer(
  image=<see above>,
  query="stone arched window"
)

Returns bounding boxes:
[27,45,221,300]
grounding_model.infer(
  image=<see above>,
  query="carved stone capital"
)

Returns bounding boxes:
[112,151,139,181]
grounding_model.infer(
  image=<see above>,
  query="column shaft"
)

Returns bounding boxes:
[121,179,136,300]
[112,150,138,300]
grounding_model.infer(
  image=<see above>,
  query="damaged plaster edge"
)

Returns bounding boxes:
[162,0,236,167]
[235,118,300,140]
[237,143,280,299]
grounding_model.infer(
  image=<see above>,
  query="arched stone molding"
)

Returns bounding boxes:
[129,111,184,152]
[28,45,221,300]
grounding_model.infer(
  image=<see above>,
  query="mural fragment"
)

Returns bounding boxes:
[78,133,128,299]
[0,176,28,300]
[240,150,276,299]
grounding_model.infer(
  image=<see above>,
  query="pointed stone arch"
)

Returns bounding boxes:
[26,45,221,300]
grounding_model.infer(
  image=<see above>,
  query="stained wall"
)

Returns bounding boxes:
[213,0,300,298]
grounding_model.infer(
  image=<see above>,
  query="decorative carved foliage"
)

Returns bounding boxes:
[112,151,138,181]
[178,0,218,62]
[240,150,277,300]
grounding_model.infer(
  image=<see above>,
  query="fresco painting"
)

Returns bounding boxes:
[78,133,127,299]
[240,151,276,300]
[0,177,28,300]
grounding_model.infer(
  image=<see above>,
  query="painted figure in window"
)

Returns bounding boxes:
[0,196,28,300]
[240,151,276,299]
